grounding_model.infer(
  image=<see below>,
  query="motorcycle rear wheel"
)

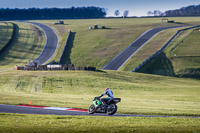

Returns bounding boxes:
[107,104,117,115]
[88,104,96,114]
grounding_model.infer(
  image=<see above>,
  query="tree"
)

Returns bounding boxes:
[114,10,120,17]
[153,10,162,16]
[147,11,153,16]
[165,4,200,16]
[123,10,129,18]
[0,7,107,20]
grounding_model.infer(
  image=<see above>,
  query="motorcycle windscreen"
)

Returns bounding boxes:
[93,100,102,107]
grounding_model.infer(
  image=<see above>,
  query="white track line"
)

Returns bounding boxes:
[43,107,71,111]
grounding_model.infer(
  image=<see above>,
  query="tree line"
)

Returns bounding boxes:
[0,7,106,20]
[147,4,200,17]
[165,4,200,16]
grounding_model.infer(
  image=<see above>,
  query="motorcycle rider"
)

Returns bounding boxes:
[98,88,114,105]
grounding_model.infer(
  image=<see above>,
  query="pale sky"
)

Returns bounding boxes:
[0,0,199,16]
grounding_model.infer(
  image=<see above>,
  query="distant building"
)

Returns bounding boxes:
[54,20,64,25]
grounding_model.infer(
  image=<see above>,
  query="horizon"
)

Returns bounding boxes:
[0,0,199,17]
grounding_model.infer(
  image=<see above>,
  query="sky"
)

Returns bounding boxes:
[0,0,199,16]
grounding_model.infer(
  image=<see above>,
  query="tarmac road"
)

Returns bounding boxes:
[30,22,58,65]
[0,104,89,116]
[102,26,184,70]
[1,104,199,118]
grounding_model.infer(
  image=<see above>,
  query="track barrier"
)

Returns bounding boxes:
[17,64,96,71]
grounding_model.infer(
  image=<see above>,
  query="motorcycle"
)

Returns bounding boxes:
[88,97,121,115]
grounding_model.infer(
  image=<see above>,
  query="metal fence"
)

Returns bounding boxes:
[17,64,96,71]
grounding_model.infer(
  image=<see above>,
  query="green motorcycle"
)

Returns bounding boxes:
[88,97,121,115]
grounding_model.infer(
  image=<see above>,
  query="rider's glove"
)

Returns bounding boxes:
[99,94,103,98]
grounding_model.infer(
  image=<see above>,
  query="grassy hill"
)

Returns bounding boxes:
[1,18,199,71]
[0,18,200,132]
[137,27,200,78]
[0,70,200,116]
[0,69,200,132]
[0,18,198,71]
[119,28,185,71]
[34,17,200,69]
[0,22,45,70]
[0,18,199,116]
[168,28,200,77]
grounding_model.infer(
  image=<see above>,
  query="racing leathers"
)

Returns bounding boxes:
[99,88,114,104]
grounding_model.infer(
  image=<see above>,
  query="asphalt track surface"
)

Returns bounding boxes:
[29,22,58,65]
[1,104,200,118]
[102,26,184,70]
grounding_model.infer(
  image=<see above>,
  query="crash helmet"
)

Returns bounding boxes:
[105,88,110,91]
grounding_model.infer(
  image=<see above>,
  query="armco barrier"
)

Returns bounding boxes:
[58,30,71,64]
[17,64,96,71]
[132,25,200,72]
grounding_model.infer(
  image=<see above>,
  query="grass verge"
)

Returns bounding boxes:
[0,113,200,133]
[0,70,200,116]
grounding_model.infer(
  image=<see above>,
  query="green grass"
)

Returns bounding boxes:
[0,22,13,51]
[0,113,200,133]
[0,70,200,116]
[119,28,185,71]
[32,17,200,69]
[0,18,200,132]
[138,27,200,78]
[167,29,200,77]
[136,52,175,76]
[1,18,197,70]
[0,22,45,70]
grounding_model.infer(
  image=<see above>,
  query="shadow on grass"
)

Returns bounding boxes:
[59,32,76,64]
[54,24,68,25]
[0,23,19,62]
[96,69,107,73]
[173,22,188,25]
[99,27,112,30]
[137,52,175,77]
[138,52,200,79]
[0,25,13,30]
[176,68,200,79]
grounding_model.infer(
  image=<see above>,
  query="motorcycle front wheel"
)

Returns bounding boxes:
[88,104,96,114]
[107,104,117,115]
